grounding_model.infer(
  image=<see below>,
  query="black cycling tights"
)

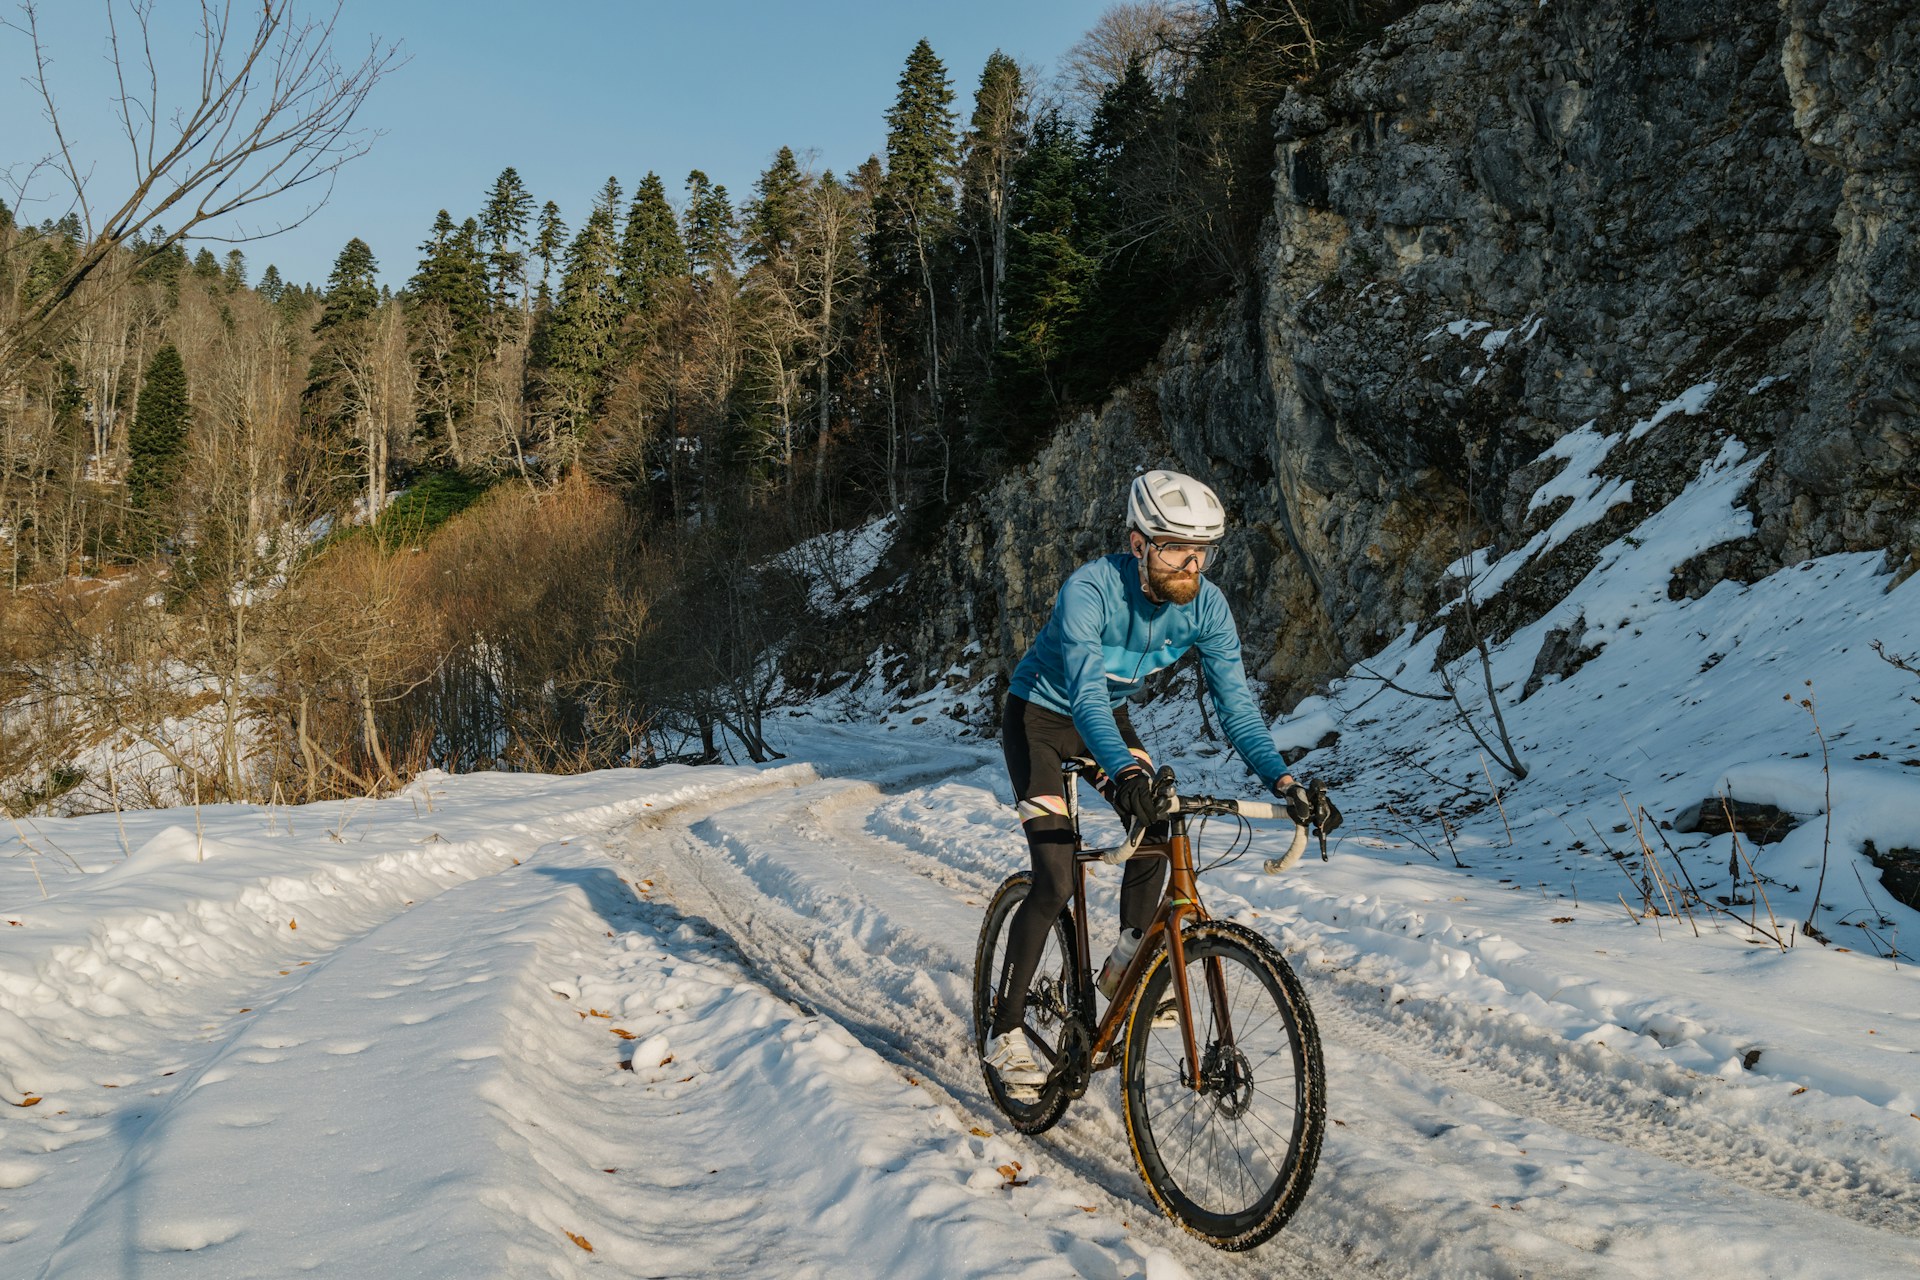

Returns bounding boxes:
[990,695,1166,1039]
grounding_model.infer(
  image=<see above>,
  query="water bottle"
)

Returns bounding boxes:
[1097,927,1144,1000]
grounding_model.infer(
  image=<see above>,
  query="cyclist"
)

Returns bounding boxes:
[984,469,1313,1092]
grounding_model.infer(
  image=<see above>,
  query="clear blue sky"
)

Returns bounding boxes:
[4,0,1119,289]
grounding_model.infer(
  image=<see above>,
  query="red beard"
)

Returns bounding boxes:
[1146,563,1201,605]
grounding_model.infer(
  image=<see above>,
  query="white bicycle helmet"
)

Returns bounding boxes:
[1127,470,1226,543]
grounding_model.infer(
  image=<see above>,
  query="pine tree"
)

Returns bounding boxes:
[191,247,220,279]
[126,343,191,538]
[258,263,285,303]
[619,171,688,316]
[480,166,534,308]
[683,170,738,280]
[222,249,247,291]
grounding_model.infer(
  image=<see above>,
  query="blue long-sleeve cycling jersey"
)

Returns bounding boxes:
[1008,553,1289,789]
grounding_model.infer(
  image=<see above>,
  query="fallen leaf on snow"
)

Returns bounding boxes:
[1550,917,1574,924]
[565,1231,593,1252]
[997,1161,1029,1188]
[610,1028,636,1040]
[288,918,297,930]
[969,1126,992,1138]
[13,1095,43,1107]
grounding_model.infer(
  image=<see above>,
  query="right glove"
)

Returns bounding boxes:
[1112,766,1165,829]
[1275,780,1312,825]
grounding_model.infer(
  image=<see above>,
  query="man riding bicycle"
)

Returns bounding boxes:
[985,469,1315,1092]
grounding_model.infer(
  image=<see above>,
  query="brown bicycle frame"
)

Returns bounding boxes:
[1063,814,1240,1093]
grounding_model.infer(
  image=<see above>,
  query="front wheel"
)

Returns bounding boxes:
[1122,920,1325,1250]
[972,872,1080,1134]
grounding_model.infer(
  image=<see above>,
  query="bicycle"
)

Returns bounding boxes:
[971,761,1327,1251]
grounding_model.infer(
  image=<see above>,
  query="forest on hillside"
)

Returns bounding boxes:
[0,1,1411,814]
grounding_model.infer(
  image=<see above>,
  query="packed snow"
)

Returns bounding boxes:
[4,450,1920,1276]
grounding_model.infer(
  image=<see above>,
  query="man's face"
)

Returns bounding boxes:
[1135,535,1210,605]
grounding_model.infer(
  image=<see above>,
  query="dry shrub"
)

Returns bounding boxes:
[386,473,642,772]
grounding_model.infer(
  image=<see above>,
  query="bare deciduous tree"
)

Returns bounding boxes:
[0,0,399,367]
[1057,1,1207,113]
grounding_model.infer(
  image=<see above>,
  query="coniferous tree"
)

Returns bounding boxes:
[1079,57,1179,383]
[996,110,1097,434]
[314,238,381,336]
[532,201,567,312]
[257,263,285,303]
[536,185,624,440]
[126,343,191,539]
[191,247,220,280]
[872,39,960,499]
[743,147,806,270]
[304,238,383,494]
[480,166,534,309]
[619,172,687,317]
[409,212,491,463]
[222,249,247,291]
[683,170,738,280]
[960,52,1027,361]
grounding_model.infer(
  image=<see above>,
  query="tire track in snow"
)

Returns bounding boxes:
[633,765,1920,1278]
[1299,969,1920,1238]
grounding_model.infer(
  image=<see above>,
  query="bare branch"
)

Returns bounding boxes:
[1,0,401,366]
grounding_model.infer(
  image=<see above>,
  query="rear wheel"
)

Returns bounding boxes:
[1122,921,1324,1250]
[972,872,1080,1134]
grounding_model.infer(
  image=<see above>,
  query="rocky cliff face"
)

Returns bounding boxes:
[828,0,1917,713]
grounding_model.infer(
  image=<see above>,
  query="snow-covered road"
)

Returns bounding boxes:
[3,724,1918,1278]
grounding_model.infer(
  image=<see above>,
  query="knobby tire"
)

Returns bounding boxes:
[1121,920,1325,1250]
[972,872,1080,1134]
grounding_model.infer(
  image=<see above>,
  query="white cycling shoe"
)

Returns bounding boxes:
[983,1030,1048,1096]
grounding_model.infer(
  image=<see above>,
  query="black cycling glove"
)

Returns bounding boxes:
[1113,767,1165,829]
[1273,778,1312,824]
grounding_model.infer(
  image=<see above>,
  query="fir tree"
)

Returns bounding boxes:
[997,110,1097,417]
[191,247,220,279]
[409,211,489,331]
[743,146,806,269]
[480,166,534,307]
[619,171,688,316]
[126,343,191,537]
[258,263,285,303]
[222,249,247,291]
[1079,58,1179,384]
[683,170,737,280]
[874,40,959,427]
[314,237,381,335]
[961,51,1027,359]
[532,201,567,312]
[536,196,623,431]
